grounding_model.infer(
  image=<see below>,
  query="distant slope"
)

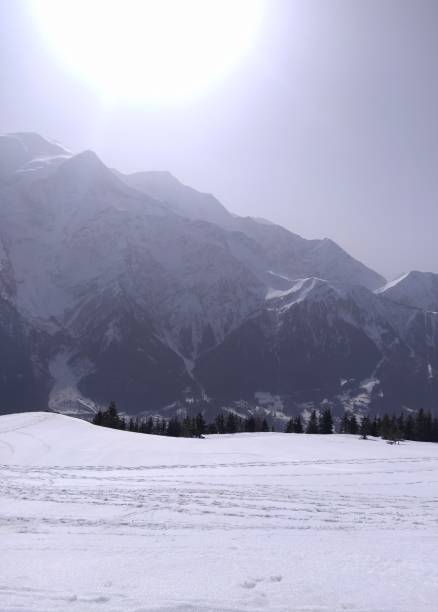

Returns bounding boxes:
[376,270,438,312]
[1,411,437,468]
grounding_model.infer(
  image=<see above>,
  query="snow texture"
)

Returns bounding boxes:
[1,412,437,611]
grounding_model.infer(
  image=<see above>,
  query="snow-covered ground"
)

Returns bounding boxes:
[1,412,438,612]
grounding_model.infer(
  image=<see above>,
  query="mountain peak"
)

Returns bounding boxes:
[62,149,103,170]
[121,169,234,228]
[7,132,70,158]
[40,150,136,204]
[55,150,112,184]
[131,169,179,184]
[0,132,71,180]
[267,276,343,310]
[376,270,438,312]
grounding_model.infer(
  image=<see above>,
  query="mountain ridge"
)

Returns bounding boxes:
[0,132,436,421]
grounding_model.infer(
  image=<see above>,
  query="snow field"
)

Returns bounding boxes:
[1,412,438,611]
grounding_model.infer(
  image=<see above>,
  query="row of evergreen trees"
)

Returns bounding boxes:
[92,402,438,443]
[285,408,438,442]
[340,410,438,443]
[92,402,271,438]
[213,412,270,434]
[285,409,334,434]
[92,403,206,437]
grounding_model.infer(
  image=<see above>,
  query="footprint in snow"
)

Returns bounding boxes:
[269,575,283,583]
[241,580,257,589]
[241,575,282,589]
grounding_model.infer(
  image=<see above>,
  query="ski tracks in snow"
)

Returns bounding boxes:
[1,455,438,533]
[1,425,438,611]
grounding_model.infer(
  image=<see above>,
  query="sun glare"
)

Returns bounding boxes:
[30,0,264,104]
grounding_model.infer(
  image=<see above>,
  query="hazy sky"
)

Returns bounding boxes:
[1,0,438,280]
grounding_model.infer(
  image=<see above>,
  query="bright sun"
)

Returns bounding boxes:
[30,0,265,104]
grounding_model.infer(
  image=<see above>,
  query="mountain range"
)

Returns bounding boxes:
[0,132,437,423]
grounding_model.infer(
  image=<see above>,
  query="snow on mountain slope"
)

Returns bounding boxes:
[233,218,386,291]
[0,137,269,411]
[377,270,438,312]
[0,132,71,180]
[195,276,438,414]
[1,412,438,612]
[120,168,386,290]
[266,276,344,308]
[196,279,384,397]
[0,150,168,320]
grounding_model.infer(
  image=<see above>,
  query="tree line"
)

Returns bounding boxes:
[92,402,271,438]
[339,409,438,443]
[92,402,438,443]
[284,409,333,434]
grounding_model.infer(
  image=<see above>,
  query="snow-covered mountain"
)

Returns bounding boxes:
[0,132,71,181]
[0,133,436,419]
[195,277,438,415]
[376,270,438,312]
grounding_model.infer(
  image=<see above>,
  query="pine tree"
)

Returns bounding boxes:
[414,408,426,441]
[340,413,349,434]
[94,401,126,430]
[360,416,370,439]
[388,417,401,444]
[424,411,433,442]
[145,417,154,434]
[306,410,319,434]
[182,416,195,437]
[294,415,304,433]
[404,414,414,439]
[207,422,218,434]
[432,416,438,442]
[246,415,256,433]
[195,412,206,437]
[167,417,182,437]
[369,416,379,437]
[92,410,103,426]
[380,414,392,439]
[261,418,269,432]
[215,413,226,434]
[285,418,294,433]
[397,414,405,437]
[319,408,333,434]
[107,401,119,427]
[349,414,358,435]
[226,412,237,434]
